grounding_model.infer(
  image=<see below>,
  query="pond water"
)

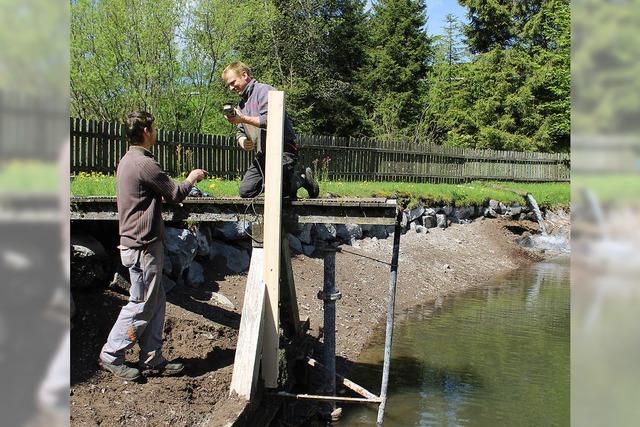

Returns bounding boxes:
[336,261,569,427]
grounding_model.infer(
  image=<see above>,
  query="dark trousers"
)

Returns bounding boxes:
[239,151,297,198]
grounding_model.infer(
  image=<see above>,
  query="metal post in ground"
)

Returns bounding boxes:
[376,210,403,426]
[318,243,342,422]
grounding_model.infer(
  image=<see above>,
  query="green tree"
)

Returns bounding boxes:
[424,0,570,152]
[237,0,369,136]
[71,0,185,128]
[360,0,433,140]
[179,0,276,133]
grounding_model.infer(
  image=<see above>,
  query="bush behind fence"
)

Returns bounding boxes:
[71,118,570,183]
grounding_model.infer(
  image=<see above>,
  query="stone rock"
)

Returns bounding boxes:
[297,223,313,245]
[210,292,235,310]
[165,227,198,279]
[483,207,497,218]
[186,261,205,287]
[415,225,427,234]
[209,240,250,273]
[108,271,130,293]
[517,235,534,248]
[314,223,337,241]
[452,206,476,221]
[441,205,454,216]
[498,202,507,214]
[195,227,210,258]
[336,224,363,242]
[408,206,425,222]
[288,233,303,254]
[424,208,437,216]
[211,221,250,241]
[365,225,389,240]
[71,234,106,258]
[302,244,316,257]
[506,206,522,217]
[359,224,373,233]
[436,214,448,229]
[489,200,500,211]
[71,234,109,288]
[422,215,437,229]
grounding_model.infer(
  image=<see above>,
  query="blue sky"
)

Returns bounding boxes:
[425,0,468,35]
[365,0,468,36]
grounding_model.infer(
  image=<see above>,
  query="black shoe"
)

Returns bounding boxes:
[303,167,320,198]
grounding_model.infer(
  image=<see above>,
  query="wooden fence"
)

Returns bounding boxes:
[71,117,570,183]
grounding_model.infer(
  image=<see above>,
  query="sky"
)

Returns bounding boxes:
[365,0,469,36]
[425,0,468,35]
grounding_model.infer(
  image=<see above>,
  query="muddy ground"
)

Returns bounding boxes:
[70,217,551,426]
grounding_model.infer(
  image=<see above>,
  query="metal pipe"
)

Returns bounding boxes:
[376,210,403,426]
[320,246,340,417]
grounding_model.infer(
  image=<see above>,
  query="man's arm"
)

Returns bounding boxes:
[227,84,270,128]
[140,160,205,204]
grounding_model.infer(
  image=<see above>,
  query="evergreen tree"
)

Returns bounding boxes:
[425,0,570,152]
[237,0,368,136]
[360,0,433,140]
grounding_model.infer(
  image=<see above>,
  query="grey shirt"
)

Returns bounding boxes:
[116,146,193,248]
[236,78,297,155]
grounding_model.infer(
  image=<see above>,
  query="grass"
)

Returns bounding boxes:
[0,161,60,194]
[71,172,570,209]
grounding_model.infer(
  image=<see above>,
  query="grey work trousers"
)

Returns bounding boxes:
[100,239,166,366]
[239,151,297,198]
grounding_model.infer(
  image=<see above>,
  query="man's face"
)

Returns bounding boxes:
[224,70,250,95]
[144,123,157,146]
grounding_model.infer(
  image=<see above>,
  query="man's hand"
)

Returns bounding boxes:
[238,136,254,151]
[225,108,262,128]
[224,108,245,125]
[186,169,207,185]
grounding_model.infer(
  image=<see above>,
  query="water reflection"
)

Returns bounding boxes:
[338,262,570,427]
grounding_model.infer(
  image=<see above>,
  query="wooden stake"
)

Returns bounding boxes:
[262,91,285,388]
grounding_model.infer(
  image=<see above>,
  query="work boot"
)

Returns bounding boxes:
[302,167,320,198]
[99,360,141,381]
[139,359,184,377]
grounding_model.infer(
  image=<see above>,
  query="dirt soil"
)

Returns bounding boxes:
[70,217,547,426]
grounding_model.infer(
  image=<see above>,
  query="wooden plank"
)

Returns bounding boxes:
[261,90,285,388]
[229,249,266,400]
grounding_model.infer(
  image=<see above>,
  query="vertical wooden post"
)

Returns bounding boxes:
[262,91,285,388]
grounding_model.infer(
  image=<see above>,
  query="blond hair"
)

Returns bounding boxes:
[222,61,252,80]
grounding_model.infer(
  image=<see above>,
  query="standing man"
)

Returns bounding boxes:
[221,61,319,199]
[99,111,207,380]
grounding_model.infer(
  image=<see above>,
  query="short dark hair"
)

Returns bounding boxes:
[124,111,155,145]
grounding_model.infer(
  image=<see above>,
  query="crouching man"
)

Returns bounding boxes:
[222,61,319,199]
[99,111,207,380]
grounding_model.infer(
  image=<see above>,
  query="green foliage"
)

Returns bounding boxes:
[359,0,433,140]
[70,0,570,152]
[423,0,570,152]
